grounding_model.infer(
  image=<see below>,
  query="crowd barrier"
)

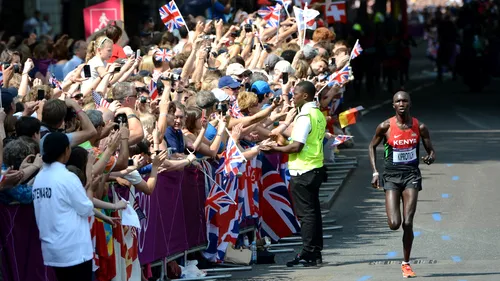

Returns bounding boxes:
[0,166,208,281]
[0,152,294,280]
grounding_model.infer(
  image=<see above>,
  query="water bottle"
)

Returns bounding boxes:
[243,236,250,248]
[251,241,257,264]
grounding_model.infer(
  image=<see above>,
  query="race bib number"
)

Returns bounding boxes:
[393,148,417,164]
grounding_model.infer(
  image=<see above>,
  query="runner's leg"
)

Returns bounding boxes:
[385,189,402,230]
[401,188,419,262]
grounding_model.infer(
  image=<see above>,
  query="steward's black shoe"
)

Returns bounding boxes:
[286,254,317,267]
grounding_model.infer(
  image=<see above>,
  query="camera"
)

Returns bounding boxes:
[204,35,216,41]
[140,96,148,103]
[2,63,20,73]
[114,113,128,130]
[216,102,228,115]
[244,24,252,33]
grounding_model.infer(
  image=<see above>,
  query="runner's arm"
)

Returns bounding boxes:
[368,121,390,174]
[419,123,436,163]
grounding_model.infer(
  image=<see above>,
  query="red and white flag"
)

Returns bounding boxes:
[325,1,347,24]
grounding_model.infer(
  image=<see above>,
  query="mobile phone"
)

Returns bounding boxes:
[114,66,122,73]
[136,49,141,58]
[37,89,45,101]
[83,65,91,78]
[155,150,162,155]
[282,72,289,84]
[114,113,128,130]
[128,159,134,166]
[244,24,252,33]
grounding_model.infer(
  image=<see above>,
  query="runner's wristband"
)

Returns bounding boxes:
[372,172,379,177]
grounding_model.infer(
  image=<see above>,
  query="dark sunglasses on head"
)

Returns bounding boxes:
[72,94,83,100]
[136,87,149,93]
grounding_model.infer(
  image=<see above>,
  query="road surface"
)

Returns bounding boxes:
[230,74,500,281]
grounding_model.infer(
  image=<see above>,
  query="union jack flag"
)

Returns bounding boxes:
[148,79,158,100]
[258,4,282,22]
[159,1,186,32]
[258,153,300,242]
[228,98,243,119]
[222,136,246,177]
[350,39,363,60]
[92,91,110,109]
[331,135,353,147]
[49,72,62,90]
[328,64,351,87]
[155,48,174,62]
[0,70,3,87]
[203,173,240,262]
[205,184,236,222]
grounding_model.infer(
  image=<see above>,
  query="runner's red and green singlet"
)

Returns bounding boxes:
[384,117,420,171]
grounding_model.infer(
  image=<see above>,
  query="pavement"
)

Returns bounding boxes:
[220,44,500,281]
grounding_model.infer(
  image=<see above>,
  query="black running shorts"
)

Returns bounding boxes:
[381,169,422,191]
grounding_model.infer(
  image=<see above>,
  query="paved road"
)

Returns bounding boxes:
[229,75,500,280]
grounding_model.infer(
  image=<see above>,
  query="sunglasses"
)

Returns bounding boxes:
[136,87,149,93]
[72,94,83,100]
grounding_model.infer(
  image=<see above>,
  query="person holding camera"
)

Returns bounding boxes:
[39,99,97,155]
[110,82,145,145]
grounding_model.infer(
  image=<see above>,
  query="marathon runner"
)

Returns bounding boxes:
[368,91,436,278]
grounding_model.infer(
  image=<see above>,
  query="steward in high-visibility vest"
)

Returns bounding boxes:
[260,81,327,267]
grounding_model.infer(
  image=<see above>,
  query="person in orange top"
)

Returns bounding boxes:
[105,23,127,63]
[368,91,436,278]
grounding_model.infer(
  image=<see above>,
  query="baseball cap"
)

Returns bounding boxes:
[274,60,296,74]
[226,63,251,77]
[212,88,230,102]
[251,81,274,95]
[218,76,241,89]
[1,87,18,109]
[303,45,319,60]
[264,54,283,69]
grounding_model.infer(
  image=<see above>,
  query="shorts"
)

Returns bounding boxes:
[382,169,422,191]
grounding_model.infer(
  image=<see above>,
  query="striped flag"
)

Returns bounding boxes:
[338,106,364,128]
[92,91,110,109]
[148,79,158,100]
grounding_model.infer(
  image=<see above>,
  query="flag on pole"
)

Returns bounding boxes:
[293,6,320,31]
[327,64,352,87]
[159,1,187,32]
[350,39,363,60]
[338,106,364,128]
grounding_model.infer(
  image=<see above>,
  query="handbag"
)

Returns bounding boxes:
[224,243,252,265]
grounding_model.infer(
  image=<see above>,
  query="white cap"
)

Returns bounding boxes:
[212,88,230,102]
[226,63,250,76]
[274,60,296,74]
